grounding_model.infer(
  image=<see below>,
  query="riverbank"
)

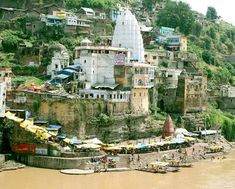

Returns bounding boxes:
[2,136,231,171]
[0,160,25,172]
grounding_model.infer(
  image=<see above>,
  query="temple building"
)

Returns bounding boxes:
[163,115,175,138]
[74,8,154,113]
[112,8,145,63]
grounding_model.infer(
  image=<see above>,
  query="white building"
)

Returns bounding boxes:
[0,68,12,91]
[112,8,145,63]
[47,44,70,78]
[0,82,6,117]
[221,85,235,97]
[75,43,130,87]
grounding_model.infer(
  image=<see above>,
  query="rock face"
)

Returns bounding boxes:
[7,93,162,143]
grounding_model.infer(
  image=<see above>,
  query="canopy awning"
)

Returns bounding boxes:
[93,83,119,90]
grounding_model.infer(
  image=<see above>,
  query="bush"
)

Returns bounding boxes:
[202,50,217,65]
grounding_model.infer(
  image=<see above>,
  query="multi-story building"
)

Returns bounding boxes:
[47,44,70,78]
[166,35,188,52]
[175,71,208,114]
[0,68,12,91]
[220,85,235,97]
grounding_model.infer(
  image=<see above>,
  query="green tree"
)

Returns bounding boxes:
[203,37,212,50]
[208,27,216,39]
[143,0,157,11]
[1,30,19,53]
[226,42,234,54]
[65,0,116,10]
[202,50,216,65]
[192,22,202,37]
[206,6,218,21]
[222,119,233,141]
[59,37,77,51]
[156,1,195,35]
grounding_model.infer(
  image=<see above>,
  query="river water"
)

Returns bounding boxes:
[1,150,235,189]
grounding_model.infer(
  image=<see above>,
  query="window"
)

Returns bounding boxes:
[139,93,141,97]
[153,56,157,60]
[134,93,136,97]
[55,64,58,69]
[84,60,86,63]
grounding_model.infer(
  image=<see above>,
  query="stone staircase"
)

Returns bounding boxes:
[181,113,205,131]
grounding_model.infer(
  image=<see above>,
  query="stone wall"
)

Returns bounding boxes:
[0,154,5,164]
[217,97,235,113]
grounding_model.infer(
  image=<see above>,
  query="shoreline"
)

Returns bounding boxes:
[0,138,232,172]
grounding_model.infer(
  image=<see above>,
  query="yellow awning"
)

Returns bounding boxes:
[26,125,41,133]
[41,132,51,140]
[63,138,71,144]
[20,120,34,128]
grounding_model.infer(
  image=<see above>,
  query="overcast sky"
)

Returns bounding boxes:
[180,0,235,25]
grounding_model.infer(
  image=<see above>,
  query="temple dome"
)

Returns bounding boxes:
[163,115,175,138]
[112,8,144,63]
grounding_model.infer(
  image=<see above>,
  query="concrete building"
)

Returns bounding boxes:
[144,51,159,66]
[78,7,95,19]
[220,85,235,97]
[0,82,6,117]
[75,44,130,87]
[47,44,70,78]
[159,26,175,36]
[155,68,182,88]
[0,68,12,91]
[166,35,188,52]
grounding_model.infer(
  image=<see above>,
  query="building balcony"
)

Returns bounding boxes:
[132,74,153,88]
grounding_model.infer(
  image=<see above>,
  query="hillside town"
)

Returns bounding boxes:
[0,0,235,182]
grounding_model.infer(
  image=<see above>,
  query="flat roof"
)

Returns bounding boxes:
[93,83,119,90]
[55,74,69,79]
[75,45,129,52]
[196,130,218,135]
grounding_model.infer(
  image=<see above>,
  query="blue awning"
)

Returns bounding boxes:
[58,134,66,139]
[70,137,81,144]
[135,143,149,149]
[47,125,62,131]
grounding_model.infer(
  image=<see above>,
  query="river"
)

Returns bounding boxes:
[1,150,235,189]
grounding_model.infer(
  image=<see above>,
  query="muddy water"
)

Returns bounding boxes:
[1,151,235,189]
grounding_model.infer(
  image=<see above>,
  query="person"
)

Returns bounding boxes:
[137,154,140,162]
[192,147,195,155]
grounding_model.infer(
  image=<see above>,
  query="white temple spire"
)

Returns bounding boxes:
[112,8,144,63]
